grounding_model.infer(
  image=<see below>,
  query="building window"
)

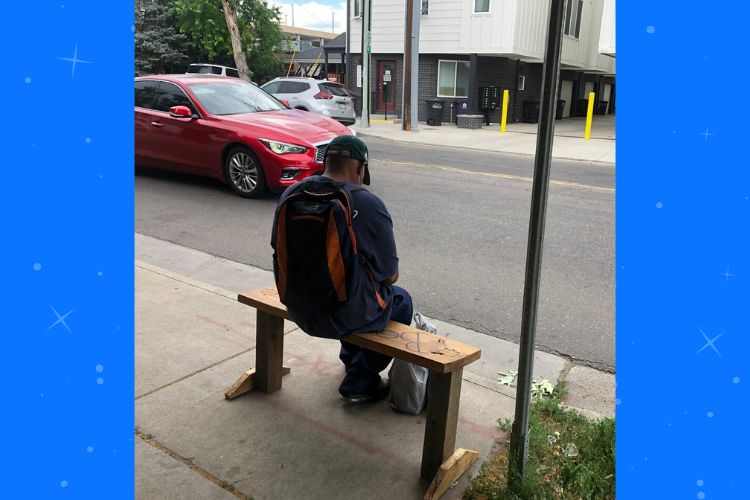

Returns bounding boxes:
[421,0,428,15]
[474,0,490,14]
[564,0,583,38]
[517,75,525,91]
[354,0,361,18]
[437,60,470,98]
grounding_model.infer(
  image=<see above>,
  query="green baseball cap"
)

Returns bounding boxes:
[324,135,370,185]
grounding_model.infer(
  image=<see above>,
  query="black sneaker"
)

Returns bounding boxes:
[340,379,391,404]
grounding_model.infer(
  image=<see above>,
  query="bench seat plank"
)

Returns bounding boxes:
[238,287,480,374]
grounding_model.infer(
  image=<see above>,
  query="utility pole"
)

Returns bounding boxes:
[332,12,335,33]
[360,0,372,127]
[508,0,565,488]
[291,3,295,27]
[402,0,420,131]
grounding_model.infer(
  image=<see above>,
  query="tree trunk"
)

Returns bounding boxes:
[220,0,251,81]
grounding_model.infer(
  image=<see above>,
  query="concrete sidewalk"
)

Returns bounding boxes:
[135,233,614,500]
[352,115,615,164]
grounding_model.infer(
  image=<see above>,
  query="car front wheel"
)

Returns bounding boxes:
[224,146,266,198]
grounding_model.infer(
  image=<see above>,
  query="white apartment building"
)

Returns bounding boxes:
[345,0,615,123]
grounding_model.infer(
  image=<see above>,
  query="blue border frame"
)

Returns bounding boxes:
[3,1,134,497]
[4,1,749,498]
[617,3,749,498]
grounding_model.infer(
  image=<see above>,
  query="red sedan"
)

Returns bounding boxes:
[135,74,354,198]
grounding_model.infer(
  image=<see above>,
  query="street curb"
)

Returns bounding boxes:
[353,129,616,166]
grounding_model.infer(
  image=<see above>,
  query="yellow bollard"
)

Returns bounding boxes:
[584,91,595,140]
[501,89,509,134]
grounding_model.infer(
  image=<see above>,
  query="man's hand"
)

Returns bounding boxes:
[383,270,399,286]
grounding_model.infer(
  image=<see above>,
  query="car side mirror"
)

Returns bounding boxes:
[169,105,194,119]
[279,98,290,108]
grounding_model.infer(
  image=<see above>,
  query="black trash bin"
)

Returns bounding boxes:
[556,99,566,119]
[522,100,540,123]
[426,98,445,126]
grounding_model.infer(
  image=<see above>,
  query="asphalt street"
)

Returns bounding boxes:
[135,136,615,371]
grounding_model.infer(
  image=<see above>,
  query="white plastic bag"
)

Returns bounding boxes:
[387,312,435,415]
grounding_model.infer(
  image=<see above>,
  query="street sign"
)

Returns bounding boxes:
[357,65,362,88]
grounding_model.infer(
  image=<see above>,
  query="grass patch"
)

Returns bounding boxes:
[464,384,615,500]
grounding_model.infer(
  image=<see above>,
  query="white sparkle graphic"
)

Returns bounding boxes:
[697,480,705,487]
[85,137,92,144]
[707,411,714,418]
[646,25,655,34]
[60,480,68,488]
[733,376,740,384]
[656,201,663,209]
[33,263,42,271]
[58,44,92,78]
[96,377,104,385]
[696,328,724,357]
[48,306,75,333]
[697,492,705,500]
[95,364,104,373]
[24,76,31,84]
[699,128,713,142]
[87,446,94,453]
[720,267,735,282]
[97,271,103,277]
[615,398,621,406]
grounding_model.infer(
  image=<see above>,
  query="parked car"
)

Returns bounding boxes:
[135,74,353,198]
[186,63,241,79]
[261,77,355,126]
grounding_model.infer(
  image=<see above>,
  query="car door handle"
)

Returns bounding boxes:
[151,121,164,128]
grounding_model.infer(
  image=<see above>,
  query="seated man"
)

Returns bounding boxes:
[271,135,413,404]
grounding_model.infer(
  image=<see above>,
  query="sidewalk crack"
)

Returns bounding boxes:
[136,430,253,499]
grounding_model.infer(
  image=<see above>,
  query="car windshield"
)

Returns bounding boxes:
[188,81,285,115]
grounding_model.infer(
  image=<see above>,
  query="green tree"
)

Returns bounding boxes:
[173,0,284,82]
[135,0,193,75]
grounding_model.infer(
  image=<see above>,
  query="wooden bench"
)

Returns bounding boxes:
[227,287,482,499]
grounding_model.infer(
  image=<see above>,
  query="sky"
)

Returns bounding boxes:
[270,1,347,33]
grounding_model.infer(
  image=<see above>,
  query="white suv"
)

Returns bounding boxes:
[186,63,241,78]
[262,77,355,125]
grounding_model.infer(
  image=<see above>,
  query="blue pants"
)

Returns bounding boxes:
[338,286,413,395]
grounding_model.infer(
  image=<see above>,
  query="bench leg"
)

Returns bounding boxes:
[224,310,287,400]
[423,448,480,500]
[255,310,286,394]
[421,368,463,480]
[224,366,290,400]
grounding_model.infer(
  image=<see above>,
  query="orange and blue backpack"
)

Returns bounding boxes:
[272,179,387,314]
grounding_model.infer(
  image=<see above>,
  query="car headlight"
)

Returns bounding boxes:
[258,138,307,155]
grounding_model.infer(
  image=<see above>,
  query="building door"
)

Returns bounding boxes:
[603,83,612,114]
[377,60,396,114]
[559,80,573,118]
